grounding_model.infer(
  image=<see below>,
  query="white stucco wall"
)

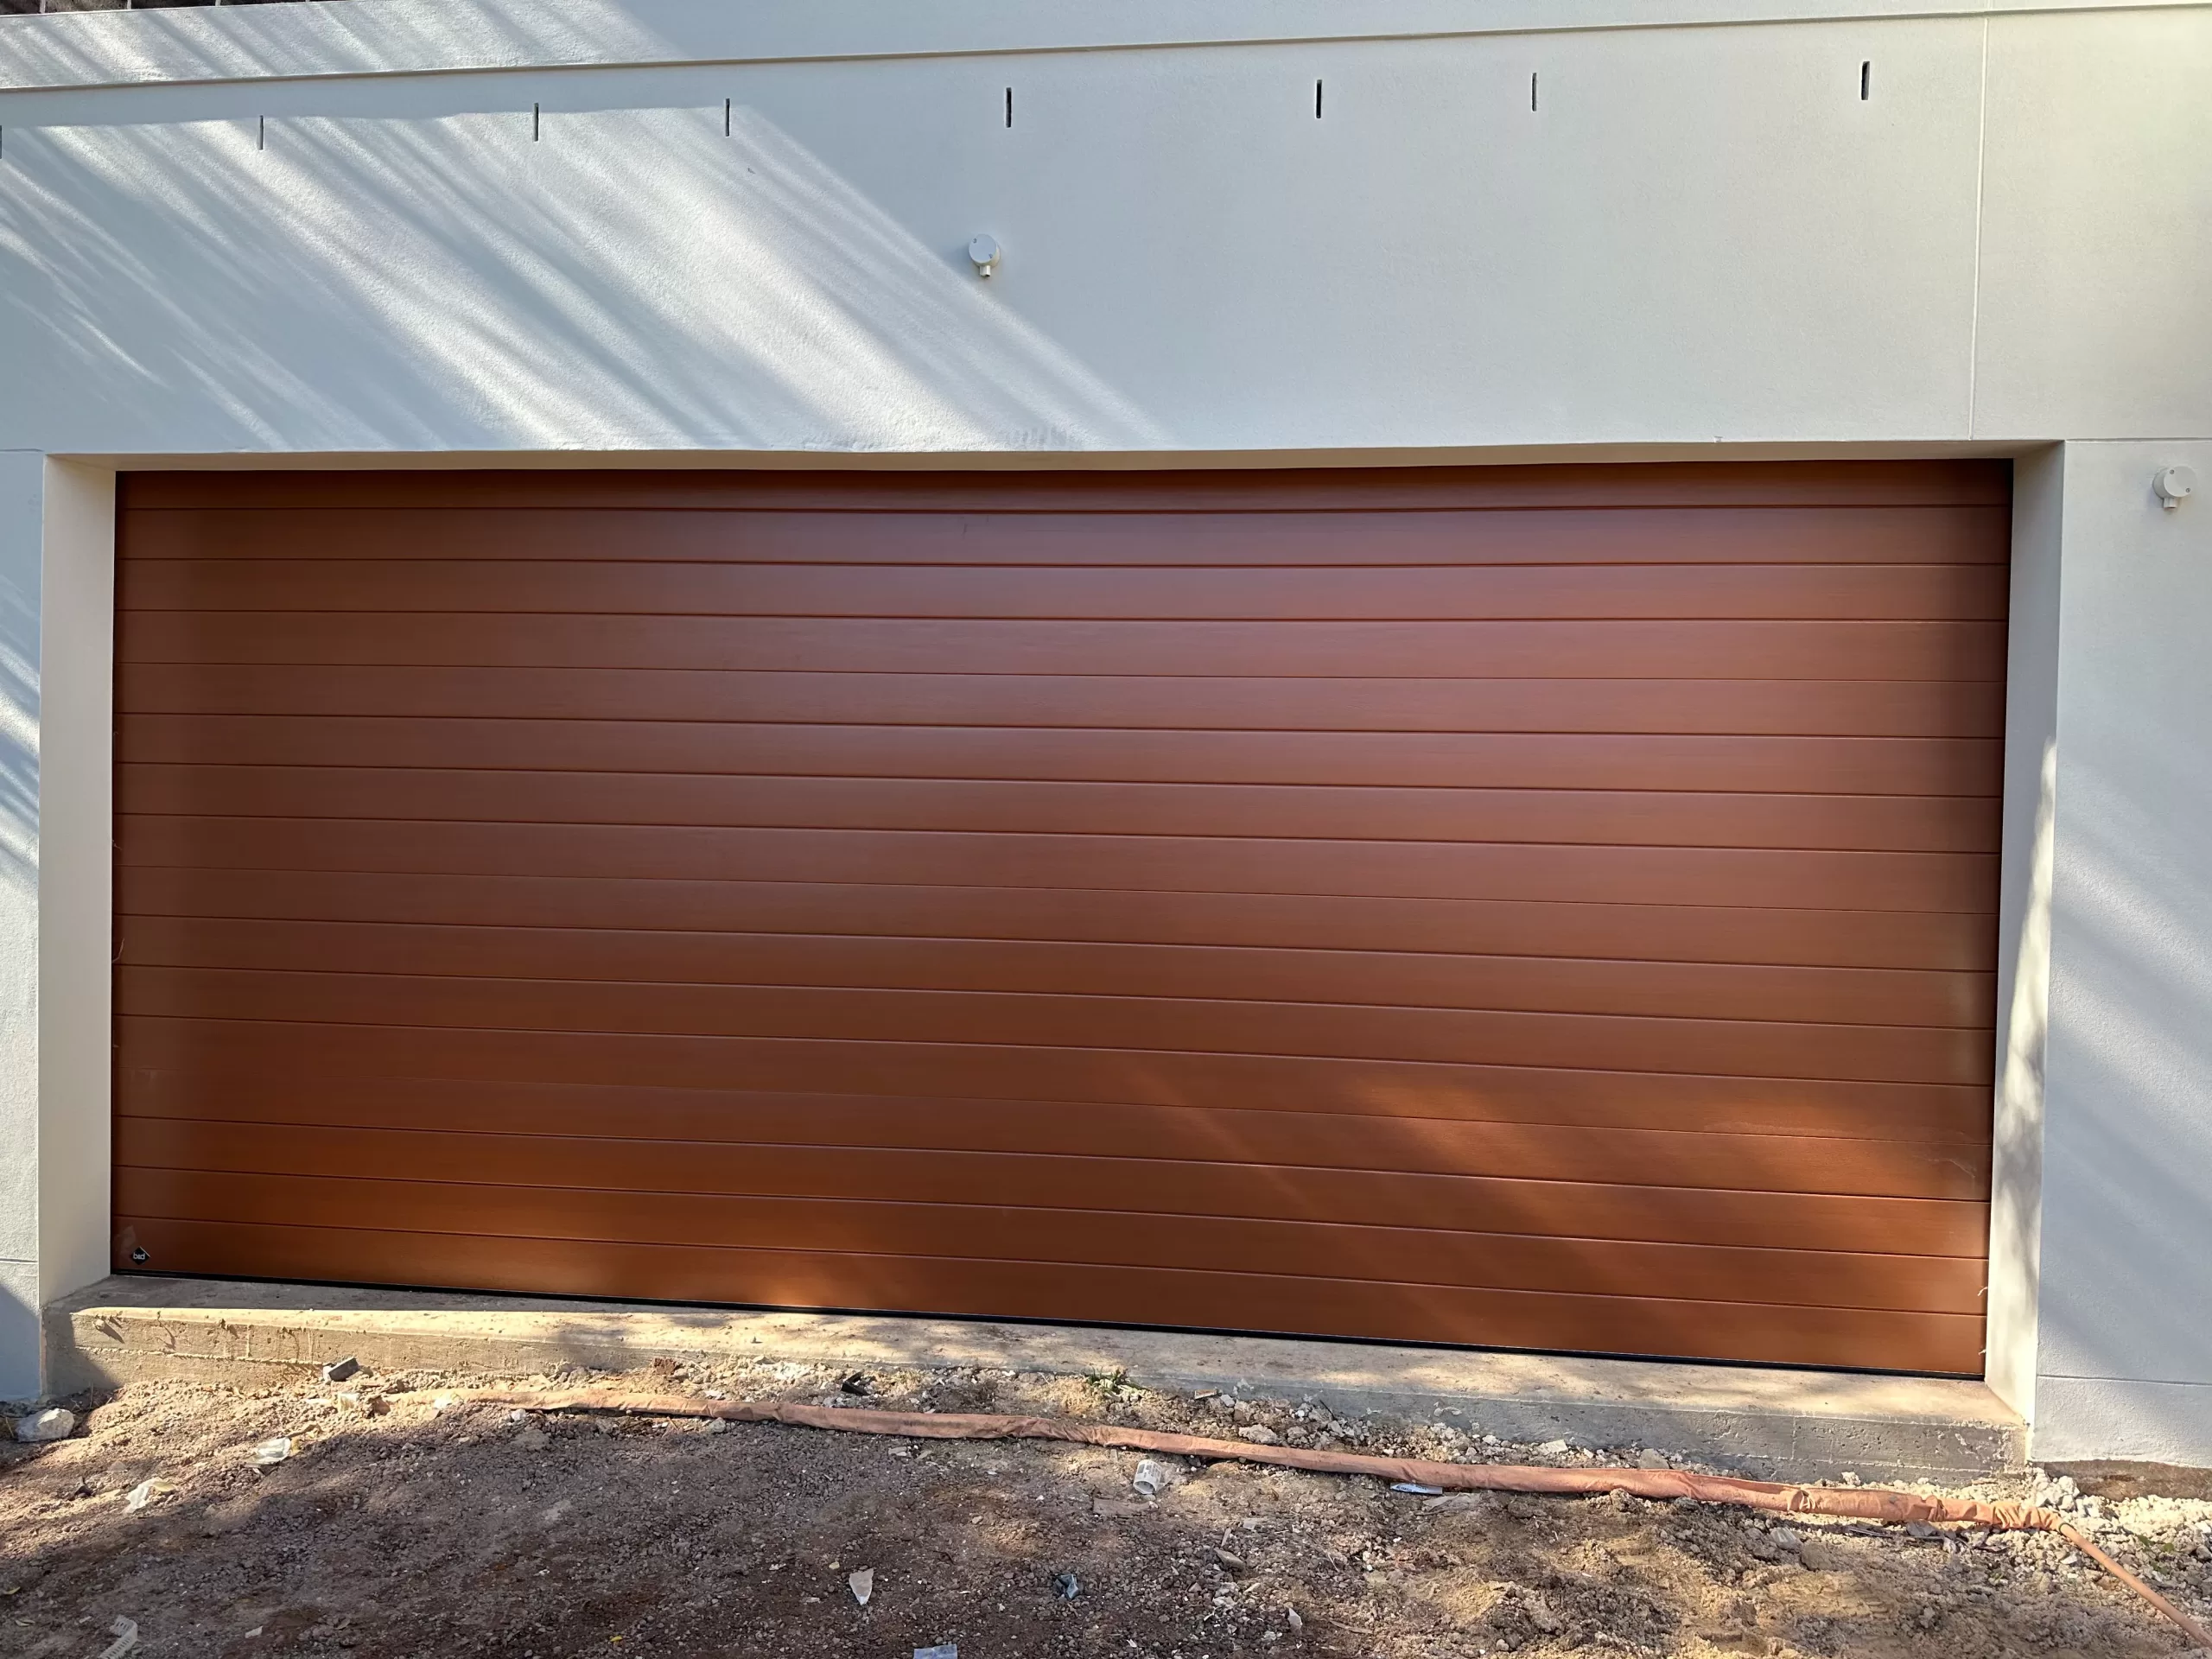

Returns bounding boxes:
[2029,441,2212,1462]
[0,452,41,1402]
[2,0,2209,1460]
[1,0,2207,456]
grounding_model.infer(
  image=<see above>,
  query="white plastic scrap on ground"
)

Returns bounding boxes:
[250,1437,293,1467]
[97,1617,139,1659]
[913,1648,957,1659]
[848,1567,874,1606]
[1131,1459,1181,1497]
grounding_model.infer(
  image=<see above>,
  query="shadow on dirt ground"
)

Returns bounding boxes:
[4,1362,2207,1659]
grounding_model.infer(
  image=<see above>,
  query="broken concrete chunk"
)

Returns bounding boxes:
[14,1408,74,1444]
[1797,1538,1847,1573]
[1236,1425,1281,1446]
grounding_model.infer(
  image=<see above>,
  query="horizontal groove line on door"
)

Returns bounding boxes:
[113,783,2008,816]
[109,1011,1996,1090]
[109,853,2002,922]
[115,715,2006,736]
[110,959,1991,1033]
[111,1078,1995,1153]
[109,806,2009,849]
[121,504,2017,522]
[116,1012,1995,1093]
[116,465,2015,512]
[111,966,1993,1039]
[114,659,2011,686]
[114,1122,1993,1211]
[114,1107,1991,1170]
[110,875,2004,971]
[109,1192,1984,1314]
[121,502,2013,519]
[115,1136,1989,1217]
[111,918,2001,981]
[118,610,2012,626]
[111,1185,1991,1300]
[122,559,2006,574]
[109,1217,1988,1372]
[118,721,2008,741]
[108,916,1987,957]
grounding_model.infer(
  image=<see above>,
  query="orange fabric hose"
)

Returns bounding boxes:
[463,1389,2212,1647]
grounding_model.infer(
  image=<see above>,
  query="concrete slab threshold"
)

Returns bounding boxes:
[46,1276,2023,1484]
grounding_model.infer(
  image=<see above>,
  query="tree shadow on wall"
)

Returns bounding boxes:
[0,23,1167,454]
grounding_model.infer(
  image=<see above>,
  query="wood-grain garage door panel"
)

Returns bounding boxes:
[119,666,2008,736]
[119,460,2010,511]
[114,463,2005,1372]
[117,871,1998,970]
[112,1096,1986,1203]
[116,1218,1985,1375]
[116,613,2007,679]
[118,918,1994,1027]
[120,504,2011,566]
[119,721,2004,795]
[116,1086,1989,1262]
[118,968,1991,1085]
[112,1165,1981,1315]
[118,771,1999,851]
[119,559,2012,620]
[122,819,1990,911]
[119,1015,1993,1148]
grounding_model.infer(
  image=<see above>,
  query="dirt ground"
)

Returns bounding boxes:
[6,1358,2210,1659]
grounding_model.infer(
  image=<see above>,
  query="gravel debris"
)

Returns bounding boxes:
[2,1367,2206,1657]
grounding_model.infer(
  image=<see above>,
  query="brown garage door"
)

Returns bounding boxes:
[113,463,2005,1374]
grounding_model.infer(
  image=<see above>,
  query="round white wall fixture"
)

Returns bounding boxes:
[969,235,1002,277]
[2154,465,2197,510]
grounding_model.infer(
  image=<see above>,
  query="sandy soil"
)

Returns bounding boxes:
[5,1359,2209,1658]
